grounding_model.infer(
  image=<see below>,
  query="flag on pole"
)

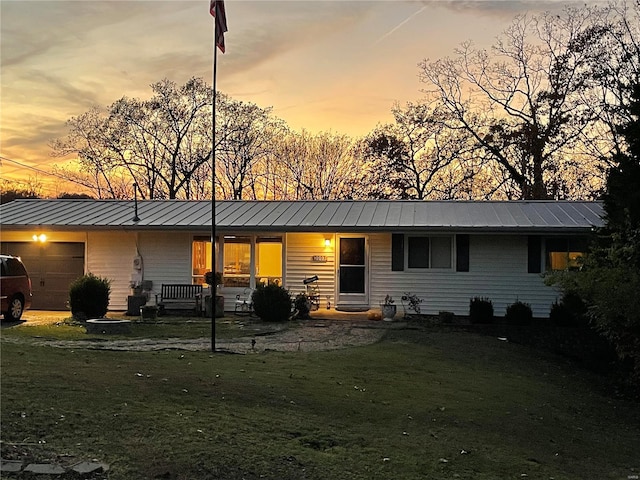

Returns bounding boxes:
[209,0,228,53]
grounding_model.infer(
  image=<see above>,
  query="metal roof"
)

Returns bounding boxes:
[0,199,604,233]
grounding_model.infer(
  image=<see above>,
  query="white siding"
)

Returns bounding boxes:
[87,231,194,311]
[138,232,192,302]
[285,233,336,307]
[369,233,559,317]
[87,232,137,310]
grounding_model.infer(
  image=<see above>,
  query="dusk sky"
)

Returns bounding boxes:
[1,0,590,196]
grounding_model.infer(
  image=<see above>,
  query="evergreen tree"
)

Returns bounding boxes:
[554,83,640,386]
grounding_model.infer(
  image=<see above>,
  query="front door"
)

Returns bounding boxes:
[336,236,368,309]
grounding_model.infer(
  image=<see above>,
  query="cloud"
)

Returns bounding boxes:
[218,1,375,76]
[416,0,584,18]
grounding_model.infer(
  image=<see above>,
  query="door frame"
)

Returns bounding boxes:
[335,234,369,309]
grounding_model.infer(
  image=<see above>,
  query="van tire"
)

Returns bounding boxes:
[6,296,24,321]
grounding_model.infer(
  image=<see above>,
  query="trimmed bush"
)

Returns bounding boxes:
[505,301,533,326]
[294,293,311,319]
[550,292,588,327]
[439,311,455,324]
[469,297,493,324]
[252,283,292,322]
[69,273,111,320]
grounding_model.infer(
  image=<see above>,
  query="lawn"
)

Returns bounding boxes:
[1,324,638,480]
[0,314,271,341]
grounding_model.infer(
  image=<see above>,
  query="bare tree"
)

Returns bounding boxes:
[358,102,476,199]
[50,107,125,198]
[52,78,214,199]
[214,96,285,200]
[419,7,612,199]
[272,130,358,200]
[573,1,640,162]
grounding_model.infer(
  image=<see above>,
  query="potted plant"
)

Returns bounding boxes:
[380,295,396,322]
[204,271,225,317]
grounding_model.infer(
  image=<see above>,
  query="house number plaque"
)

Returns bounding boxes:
[311,255,327,263]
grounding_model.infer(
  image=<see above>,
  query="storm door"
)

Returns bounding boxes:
[336,236,368,309]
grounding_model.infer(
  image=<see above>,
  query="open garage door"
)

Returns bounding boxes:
[1,242,85,310]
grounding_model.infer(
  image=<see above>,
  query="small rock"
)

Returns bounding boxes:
[1,459,23,473]
[24,463,66,474]
[71,461,107,474]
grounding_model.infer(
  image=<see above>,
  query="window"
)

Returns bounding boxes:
[223,236,251,288]
[407,235,452,269]
[256,236,282,286]
[192,236,217,285]
[545,238,587,271]
[223,236,284,288]
[408,237,429,268]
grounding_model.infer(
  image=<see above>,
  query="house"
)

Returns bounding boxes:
[0,199,603,317]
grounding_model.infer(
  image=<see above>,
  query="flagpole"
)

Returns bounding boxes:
[209,0,227,353]
[211,3,219,353]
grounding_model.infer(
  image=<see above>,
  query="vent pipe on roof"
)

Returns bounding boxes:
[132,183,140,222]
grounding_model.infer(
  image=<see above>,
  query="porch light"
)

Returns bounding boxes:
[32,233,47,243]
[324,239,331,247]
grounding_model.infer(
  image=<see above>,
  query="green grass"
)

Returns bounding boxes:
[1,327,638,479]
[1,315,272,341]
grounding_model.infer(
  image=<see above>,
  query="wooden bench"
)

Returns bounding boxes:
[156,284,203,315]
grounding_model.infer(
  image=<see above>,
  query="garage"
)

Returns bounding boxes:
[0,242,85,310]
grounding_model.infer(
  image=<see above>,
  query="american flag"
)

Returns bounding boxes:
[209,0,228,53]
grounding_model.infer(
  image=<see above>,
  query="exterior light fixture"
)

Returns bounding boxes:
[324,239,331,247]
[32,234,47,243]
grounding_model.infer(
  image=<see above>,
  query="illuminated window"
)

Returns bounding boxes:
[256,236,282,286]
[195,235,284,288]
[192,236,217,285]
[546,238,587,271]
[223,236,251,288]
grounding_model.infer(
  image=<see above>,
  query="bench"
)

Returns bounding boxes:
[156,284,203,315]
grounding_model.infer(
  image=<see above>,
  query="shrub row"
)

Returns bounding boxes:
[469,294,587,327]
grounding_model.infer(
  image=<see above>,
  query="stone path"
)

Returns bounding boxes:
[0,458,108,477]
[2,321,390,353]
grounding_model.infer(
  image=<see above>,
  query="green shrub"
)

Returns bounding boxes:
[550,292,588,327]
[69,273,111,320]
[469,297,493,324]
[252,283,292,322]
[438,311,455,324]
[294,293,311,319]
[505,301,533,326]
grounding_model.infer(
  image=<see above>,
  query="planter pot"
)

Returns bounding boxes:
[205,295,225,318]
[381,304,397,322]
[140,306,158,320]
